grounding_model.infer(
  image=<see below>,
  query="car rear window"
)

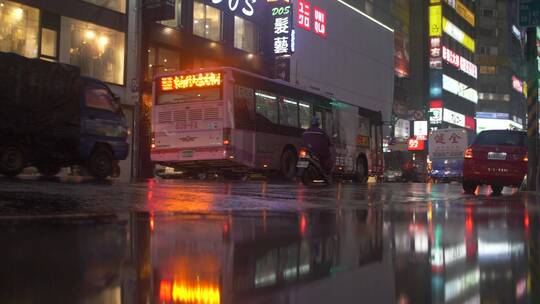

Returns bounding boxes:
[474,131,526,147]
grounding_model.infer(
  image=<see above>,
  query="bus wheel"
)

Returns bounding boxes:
[354,158,367,184]
[0,144,25,177]
[280,149,297,181]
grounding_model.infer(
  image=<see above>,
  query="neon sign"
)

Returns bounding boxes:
[160,280,221,304]
[442,18,475,52]
[160,73,222,91]
[271,3,294,55]
[298,0,311,30]
[314,6,327,37]
[408,137,426,151]
[207,0,257,17]
[442,46,478,79]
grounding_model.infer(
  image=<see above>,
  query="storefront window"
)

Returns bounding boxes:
[193,1,221,42]
[82,0,126,13]
[40,28,57,58]
[0,1,39,58]
[146,47,180,81]
[60,17,125,85]
[161,0,182,28]
[234,16,258,53]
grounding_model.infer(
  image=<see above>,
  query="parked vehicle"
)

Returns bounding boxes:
[428,128,472,183]
[384,151,416,182]
[462,130,527,195]
[0,52,129,179]
[296,148,332,186]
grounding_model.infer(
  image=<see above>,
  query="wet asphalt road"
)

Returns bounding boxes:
[0,177,539,303]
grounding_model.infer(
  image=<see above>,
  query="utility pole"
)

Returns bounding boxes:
[526,27,538,191]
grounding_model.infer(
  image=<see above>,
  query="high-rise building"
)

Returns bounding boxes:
[475,0,527,133]
[425,0,478,134]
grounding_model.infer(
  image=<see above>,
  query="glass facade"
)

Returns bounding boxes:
[193,1,222,41]
[82,0,126,13]
[161,0,182,28]
[234,16,258,53]
[0,1,39,58]
[40,28,57,58]
[60,17,125,85]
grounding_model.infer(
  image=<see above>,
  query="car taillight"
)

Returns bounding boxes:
[464,148,473,159]
[223,128,231,146]
[523,154,528,162]
[299,149,307,158]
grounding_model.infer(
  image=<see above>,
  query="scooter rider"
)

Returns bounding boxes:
[302,117,334,173]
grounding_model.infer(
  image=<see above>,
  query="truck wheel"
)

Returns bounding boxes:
[462,181,478,194]
[491,185,503,196]
[0,145,25,177]
[37,165,61,177]
[88,147,113,180]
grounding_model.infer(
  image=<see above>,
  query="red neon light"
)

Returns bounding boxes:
[298,0,311,30]
[465,116,476,130]
[430,100,443,108]
[160,280,172,302]
[313,6,327,37]
[160,72,222,91]
[408,137,425,151]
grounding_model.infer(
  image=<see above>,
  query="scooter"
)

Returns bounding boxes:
[296,148,332,186]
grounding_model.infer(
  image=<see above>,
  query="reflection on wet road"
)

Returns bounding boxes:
[0,178,534,215]
[1,202,539,303]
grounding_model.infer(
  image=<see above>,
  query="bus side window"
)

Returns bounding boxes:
[234,85,256,130]
[255,91,278,124]
[324,110,333,135]
[279,98,299,128]
[299,101,312,129]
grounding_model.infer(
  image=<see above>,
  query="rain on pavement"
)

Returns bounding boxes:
[0,177,539,303]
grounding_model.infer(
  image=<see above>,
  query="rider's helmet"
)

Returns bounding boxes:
[310,116,320,127]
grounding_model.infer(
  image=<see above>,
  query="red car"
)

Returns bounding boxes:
[463,130,527,195]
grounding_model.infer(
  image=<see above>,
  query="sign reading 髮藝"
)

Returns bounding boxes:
[271,2,294,56]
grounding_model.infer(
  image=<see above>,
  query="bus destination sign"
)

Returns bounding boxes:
[160,73,222,91]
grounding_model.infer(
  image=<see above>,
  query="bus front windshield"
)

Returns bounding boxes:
[156,87,221,105]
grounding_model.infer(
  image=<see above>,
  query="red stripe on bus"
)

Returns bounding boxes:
[151,147,224,154]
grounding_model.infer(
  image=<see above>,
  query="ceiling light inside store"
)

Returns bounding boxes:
[12,7,23,20]
[98,36,109,47]
[85,30,96,40]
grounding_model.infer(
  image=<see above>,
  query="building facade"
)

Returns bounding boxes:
[475,0,527,133]
[0,0,139,181]
[426,0,478,135]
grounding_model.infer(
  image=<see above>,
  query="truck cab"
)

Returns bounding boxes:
[79,77,129,178]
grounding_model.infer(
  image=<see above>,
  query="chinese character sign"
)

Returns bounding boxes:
[160,73,222,91]
[271,4,294,55]
[314,6,327,37]
[298,0,311,30]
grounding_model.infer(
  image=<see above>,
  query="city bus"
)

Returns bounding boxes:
[151,67,383,181]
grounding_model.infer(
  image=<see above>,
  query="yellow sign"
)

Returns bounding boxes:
[430,0,441,3]
[429,5,442,37]
[160,73,222,91]
[442,18,475,52]
[456,0,475,26]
